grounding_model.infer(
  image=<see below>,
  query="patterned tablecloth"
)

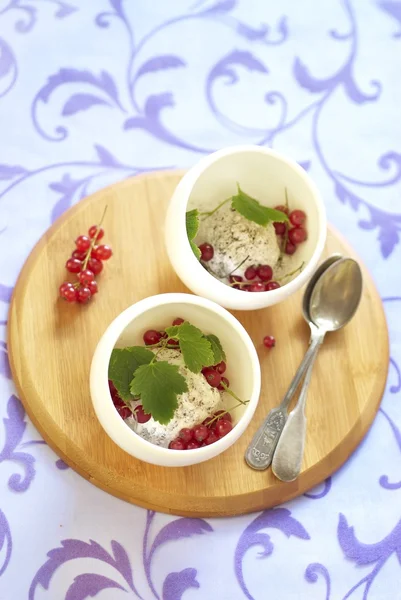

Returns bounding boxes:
[1,1,401,598]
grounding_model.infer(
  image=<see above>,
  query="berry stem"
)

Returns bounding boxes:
[220,381,248,405]
[227,254,250,277]
[82,205,108,271]
[205,399,250,428]
[279,261,305,283]
[199,197,231,219]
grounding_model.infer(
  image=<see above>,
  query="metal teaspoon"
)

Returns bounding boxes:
[272,257,363,481]
[245,255,343,471]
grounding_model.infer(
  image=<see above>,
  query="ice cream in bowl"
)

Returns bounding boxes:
[90,293,261,467]
[165,145,327,310]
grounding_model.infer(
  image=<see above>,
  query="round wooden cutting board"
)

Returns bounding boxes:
[8,171,389,517]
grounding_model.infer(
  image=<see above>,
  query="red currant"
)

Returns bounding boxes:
[93,244,113,261]
[266,281,280,291]
[66,258,82,273]
[134,405,151,423]
[288,227,307,245]
[143,330,162,345]
[244,265,257,280]
[77,286,91,304]
[187,440,201,450]
[216,419,232,438]
[172,318,184,326]
[169,439,187,450]
[87,280,98,295]
[88,257,103,275]
[108,379,117,396]
[203,416,217,428]
[202,367,221,388]
[249,282,266,292]
[215,361,226,374]
[214,410,232,422]
[285,241,297,255]
[229,275,243,289]
[204,430,219,445]
[71,250,86,260]
[78,269,95,285]
[218,376,230,391]
[193,424,209,443]
[59,283,77,303]
[167,339,179,347]
[263,335,276,348]
[199,243,214,261]
[275,204,289,215]
[88,225,104,240]
[289,209,306,227]
[75,235,91,252]
[116,405,132,419]
[274,222,286,236]
[257,265,273,282]
[179,428,193,443]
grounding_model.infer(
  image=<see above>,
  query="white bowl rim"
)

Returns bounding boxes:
[90,292,261,459]
[175,144,327,299]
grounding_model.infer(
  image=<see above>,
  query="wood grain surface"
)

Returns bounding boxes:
[8,171,389,517]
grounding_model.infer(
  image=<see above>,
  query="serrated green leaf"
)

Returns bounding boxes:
[166,322,214,373]
[205,334,226,364]
[108,346,154,401]
[232,184,289,226]
[130,361,188,424]
[186,209,201,260]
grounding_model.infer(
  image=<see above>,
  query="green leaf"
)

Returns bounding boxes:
[186,209,201,260]
[231,184,289,226]
[165,322,215,373]
[108,346,154,401]
[130,361,188,424]
[205,334,226,364]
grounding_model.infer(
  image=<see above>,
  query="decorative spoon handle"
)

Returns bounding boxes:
[245,333,324,471]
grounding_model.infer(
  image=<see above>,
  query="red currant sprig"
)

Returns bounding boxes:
[59,206,112,304]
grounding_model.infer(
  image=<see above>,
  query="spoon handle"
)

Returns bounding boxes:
[272,354,317,482]
[245,333,324,471]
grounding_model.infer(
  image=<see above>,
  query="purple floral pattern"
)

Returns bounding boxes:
[0,0,401,597]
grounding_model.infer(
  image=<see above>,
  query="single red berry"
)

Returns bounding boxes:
[88,225,104,240]
[169,439,187,450]
[202,367,221,388]
[87,280,98,295]
[218,376,230,391]
[229,275,243,289]
[257,265,273,282]
[249,282,266,292]
[274,222,286,235]
[75,235,91,252]
[134,405,151,423]
[143,330,162,345]
[187,440,201,450]
[265,281,280,291]
[263,335,276,348]
[203,416,217,428]
[66,258,82,273]
[93,244,113,261]
[285,241,297,255]
[275,204,289,215]
[204,430,219,445]
[179,428,194,443]
[88,257,103,275]
[71,250,86,260]
[112,394,124,408]
[193,424,209,443]
[59,282,77,303]
[78,269,95,285]
[216,419,233,438]
[214,410,232,422]
[167,338,179,347]
[172,318,184,326]
[215,361,226,374]
[288,227,307,245]
[244,265,258,280]
[77,286,91,304]
[289,209,306,227]
[116,405,132,419]
[199,243,214,262]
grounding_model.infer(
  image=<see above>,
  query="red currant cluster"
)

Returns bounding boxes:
[109,380,151,422]
[229,264,280,293]
[59,224,112,304]
[169,410,233,450]
[273,207,307,255]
